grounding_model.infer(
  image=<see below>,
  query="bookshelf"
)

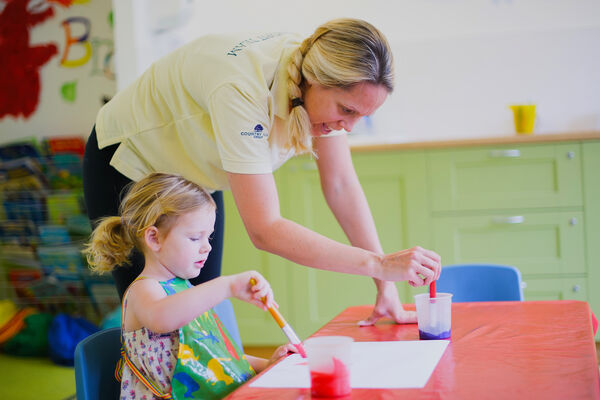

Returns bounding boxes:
[0,137,119,325]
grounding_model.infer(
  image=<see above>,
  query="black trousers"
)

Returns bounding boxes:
[82,126,224,299]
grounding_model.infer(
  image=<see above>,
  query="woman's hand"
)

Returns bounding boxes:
[358,281,417,326]
[227,271,276,310]
[379,246,441,285]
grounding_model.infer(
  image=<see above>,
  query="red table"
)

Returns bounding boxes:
[227,301,600,399]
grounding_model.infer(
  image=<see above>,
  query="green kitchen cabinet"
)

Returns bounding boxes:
[583,141,600,339]
[427,141,590,303]
[431,211,586,276]
[428,143,583,212]
[224,138,599,345]
[522,277,588,302]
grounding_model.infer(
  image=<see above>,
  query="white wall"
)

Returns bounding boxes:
[115,0,600,141]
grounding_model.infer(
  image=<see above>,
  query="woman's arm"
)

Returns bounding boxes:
[227,150,440,284]
[314,134,424,325]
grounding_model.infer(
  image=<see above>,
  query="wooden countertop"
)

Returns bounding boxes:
[349,131,600,152]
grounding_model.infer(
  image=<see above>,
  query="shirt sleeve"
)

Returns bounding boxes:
[208,84,274,174]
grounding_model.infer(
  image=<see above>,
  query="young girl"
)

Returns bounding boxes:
[83,173,295,400]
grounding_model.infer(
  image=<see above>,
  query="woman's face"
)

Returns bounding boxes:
[302,81,388,136]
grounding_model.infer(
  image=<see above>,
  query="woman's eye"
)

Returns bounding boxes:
[342,107,354,114]
[190,237,200,242]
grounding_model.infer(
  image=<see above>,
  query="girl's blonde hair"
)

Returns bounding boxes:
[83,173,216,274]
[281,18,394,154]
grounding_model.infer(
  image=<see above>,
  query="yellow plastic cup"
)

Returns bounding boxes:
[509,104,536,135]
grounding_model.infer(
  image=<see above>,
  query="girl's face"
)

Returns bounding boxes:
[155,206,216,280]
[302,81,388,136]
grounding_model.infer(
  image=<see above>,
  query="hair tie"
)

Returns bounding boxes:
[291,98,304,108]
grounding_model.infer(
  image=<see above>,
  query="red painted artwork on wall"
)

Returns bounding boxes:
[0,0,73,119]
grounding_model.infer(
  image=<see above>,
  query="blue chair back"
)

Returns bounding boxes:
[74,299,243,400]
[74,327,121,400]
[436,264,524,302]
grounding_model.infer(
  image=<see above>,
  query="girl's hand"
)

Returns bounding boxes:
[379,246,441,286]
[228,271,276,310]
[267,343,298,366]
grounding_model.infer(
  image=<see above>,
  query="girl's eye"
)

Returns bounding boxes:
[190,237,200,242]
[341,107,354,114]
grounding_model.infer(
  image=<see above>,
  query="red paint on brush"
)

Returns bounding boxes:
[310,357,351,397]
[294,342,307,358]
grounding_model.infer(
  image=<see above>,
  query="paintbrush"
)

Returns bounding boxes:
[250,278,306,358]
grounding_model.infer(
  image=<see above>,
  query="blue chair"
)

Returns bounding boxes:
[436,264,524,302]
[74,327,121,400]
[74,299,243,400]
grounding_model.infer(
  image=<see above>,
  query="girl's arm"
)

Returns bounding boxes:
[127,271,273,334]
[245,343,298,373]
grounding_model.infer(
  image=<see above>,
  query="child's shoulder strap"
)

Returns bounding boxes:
[115,276,173,399]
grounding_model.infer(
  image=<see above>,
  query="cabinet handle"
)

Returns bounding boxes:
[489,149,521,158]
[572,284,581,293]
[492,216,524,224]
[566,151,575,160]
[569,217,577,226]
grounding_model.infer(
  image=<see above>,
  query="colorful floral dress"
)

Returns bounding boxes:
[119,277,255,399]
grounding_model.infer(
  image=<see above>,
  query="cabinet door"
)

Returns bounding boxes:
[428,143,583,211]
[582,141,600,339]
[284,151,430,338]
[522,277,587,302]
[432,211,586,276]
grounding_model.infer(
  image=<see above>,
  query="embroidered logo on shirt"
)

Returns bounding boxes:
[240,124,268,139]
[226,33,284,56]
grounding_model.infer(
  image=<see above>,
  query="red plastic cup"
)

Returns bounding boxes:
[305,336,353,397]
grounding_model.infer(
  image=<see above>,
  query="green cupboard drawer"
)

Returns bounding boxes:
[428,143,583,211]
[522,277,587,302]
[432,211,586,275]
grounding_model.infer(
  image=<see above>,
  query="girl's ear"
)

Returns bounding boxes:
[144,226,162,252]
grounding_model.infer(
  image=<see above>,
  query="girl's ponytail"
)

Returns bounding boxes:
[83,216,134,273]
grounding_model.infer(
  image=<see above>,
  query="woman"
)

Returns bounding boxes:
[83,18,441,326]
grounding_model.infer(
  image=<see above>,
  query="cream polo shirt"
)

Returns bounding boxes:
[95,32,343,191]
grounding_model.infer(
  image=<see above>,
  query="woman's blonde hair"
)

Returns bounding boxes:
[83,173,216,274]
[282,18,394,154]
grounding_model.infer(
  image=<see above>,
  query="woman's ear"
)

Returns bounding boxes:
[144,226,162,252]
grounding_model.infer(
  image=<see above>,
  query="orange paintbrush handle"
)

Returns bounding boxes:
[267,305,287,328]
[249,278,306,358]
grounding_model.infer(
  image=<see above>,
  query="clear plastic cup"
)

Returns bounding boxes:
[304,336,353,397]
[414,293,453,340]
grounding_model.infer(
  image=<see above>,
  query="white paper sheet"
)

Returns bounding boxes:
[250,340,449,389]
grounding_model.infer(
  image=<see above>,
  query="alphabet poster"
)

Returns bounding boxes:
[0,0,115,143]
